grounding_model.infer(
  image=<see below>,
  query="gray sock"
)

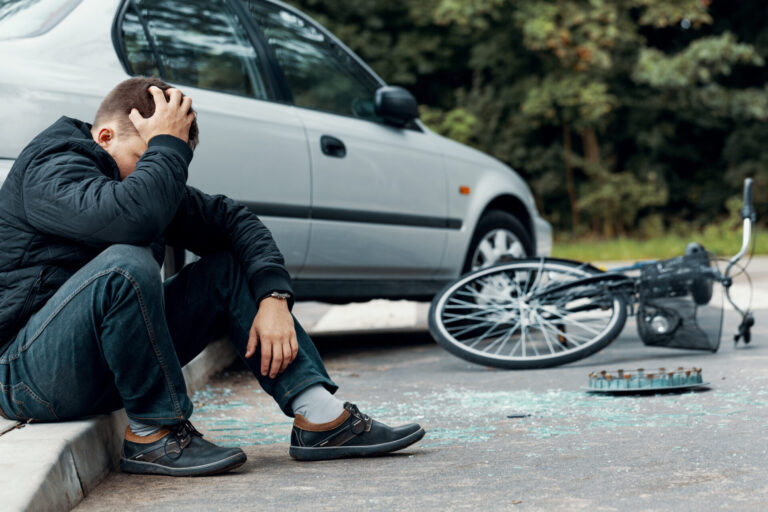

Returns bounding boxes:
[128,417,162,437]
[290,384,345,424]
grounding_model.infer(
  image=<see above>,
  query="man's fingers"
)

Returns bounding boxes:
[280,339,292,373]
[245,330,258,358]
[148,86,167,107]
[128,108,144,129]
[167,88,183,106]
[269,344,283,379]
[290,333,298,363]
[180,95,193,115]
[261,342,272,376]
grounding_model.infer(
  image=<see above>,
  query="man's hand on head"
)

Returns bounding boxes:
[246,297,299,379]
[129,86,195,145]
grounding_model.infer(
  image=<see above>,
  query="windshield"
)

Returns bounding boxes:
[0,0,82,40]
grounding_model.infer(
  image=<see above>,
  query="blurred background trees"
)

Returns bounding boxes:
[289,0,766,244]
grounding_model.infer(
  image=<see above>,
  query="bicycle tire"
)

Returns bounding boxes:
[429,259,628,369]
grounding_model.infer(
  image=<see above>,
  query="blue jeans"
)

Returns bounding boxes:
[0,245,336,425]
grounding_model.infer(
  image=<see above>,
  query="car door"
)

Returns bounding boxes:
[242,0,448,280]
[120,0,311,275]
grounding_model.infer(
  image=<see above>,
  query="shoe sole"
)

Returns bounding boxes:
[120,451,247,477]
[289,427,426,461]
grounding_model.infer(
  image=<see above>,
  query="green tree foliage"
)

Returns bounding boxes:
[286,0,767,238]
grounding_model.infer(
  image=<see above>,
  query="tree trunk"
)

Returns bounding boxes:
[579,128,613,237]
[562,124,580,229]
[580,128,601,164]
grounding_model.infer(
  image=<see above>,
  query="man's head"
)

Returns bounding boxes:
[91,77,199,180]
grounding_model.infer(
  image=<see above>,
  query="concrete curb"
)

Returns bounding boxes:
[0,339,237,512]
[0,299,432,512]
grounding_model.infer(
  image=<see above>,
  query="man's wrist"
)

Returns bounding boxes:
[259,290,292,304]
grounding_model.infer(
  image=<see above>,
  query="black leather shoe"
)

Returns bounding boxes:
[289,402,425,461]
[120,421,246,476]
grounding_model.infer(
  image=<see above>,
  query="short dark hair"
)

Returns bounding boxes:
[93,77,199,150]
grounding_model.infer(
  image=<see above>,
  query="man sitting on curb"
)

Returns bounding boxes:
[0,77,425,476]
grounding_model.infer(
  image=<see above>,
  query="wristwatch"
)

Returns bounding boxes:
[265,291,292,301]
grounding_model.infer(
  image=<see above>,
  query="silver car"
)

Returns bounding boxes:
[0,0,552,301]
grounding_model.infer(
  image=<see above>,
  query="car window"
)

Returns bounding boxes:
[130,0,269,99]
[0,0,82,40]
[243,1,382,121]
[120,5,160,77]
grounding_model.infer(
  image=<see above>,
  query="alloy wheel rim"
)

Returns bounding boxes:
[471,228,526,271]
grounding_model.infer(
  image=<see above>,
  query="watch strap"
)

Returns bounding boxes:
[264,290,292,301]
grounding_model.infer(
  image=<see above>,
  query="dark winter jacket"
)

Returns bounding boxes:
[0,116,293,351]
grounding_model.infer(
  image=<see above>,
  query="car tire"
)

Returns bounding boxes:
[463,210,533,273]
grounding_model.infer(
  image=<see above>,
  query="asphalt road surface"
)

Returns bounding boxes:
[76,260,768,511]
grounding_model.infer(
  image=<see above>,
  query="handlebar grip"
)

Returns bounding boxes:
[741,177,756,221]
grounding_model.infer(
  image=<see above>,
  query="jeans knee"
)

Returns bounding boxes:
[99,244,160,286]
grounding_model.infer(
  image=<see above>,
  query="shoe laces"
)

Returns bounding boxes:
[164,420,203,460]
[344,403,372,433]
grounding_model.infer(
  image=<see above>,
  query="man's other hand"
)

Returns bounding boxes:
[129,86,194,144]
[246,297,299,378]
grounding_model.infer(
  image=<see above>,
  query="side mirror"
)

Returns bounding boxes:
[374,86,419,127]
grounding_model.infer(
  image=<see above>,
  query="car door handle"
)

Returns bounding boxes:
[320,135,346,158]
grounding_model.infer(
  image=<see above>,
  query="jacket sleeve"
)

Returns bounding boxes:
[166,186,295,309]
[23,135,192,246]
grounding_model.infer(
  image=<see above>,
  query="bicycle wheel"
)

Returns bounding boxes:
[429,259,628,369]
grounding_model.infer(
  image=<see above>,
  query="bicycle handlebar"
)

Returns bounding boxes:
[728,178,756,271]
[741,177,756,222]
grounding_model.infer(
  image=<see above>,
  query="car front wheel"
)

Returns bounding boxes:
[463,210,533,272]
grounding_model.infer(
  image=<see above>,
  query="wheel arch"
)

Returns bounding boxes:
[479,194,536,251]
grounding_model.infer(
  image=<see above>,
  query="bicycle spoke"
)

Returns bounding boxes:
[453,284,515,306]
[474,321,519,355]
[505,333,524,357]
[530,308,559,354]
[467,321,510,349]
[493,323,519,355]
[442,308,507,323]
[531,310,594,347]
[539,317,601,345]
[551,315,606,337]
[445,297,508,310]
[544,308,604,335]
[453,292,510,309]
[521,325,527,357]
[528,327,541,356]
[454,289,485,300]
[443,302,507,319]
[526,258,546,296]
[447,318,501,337]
